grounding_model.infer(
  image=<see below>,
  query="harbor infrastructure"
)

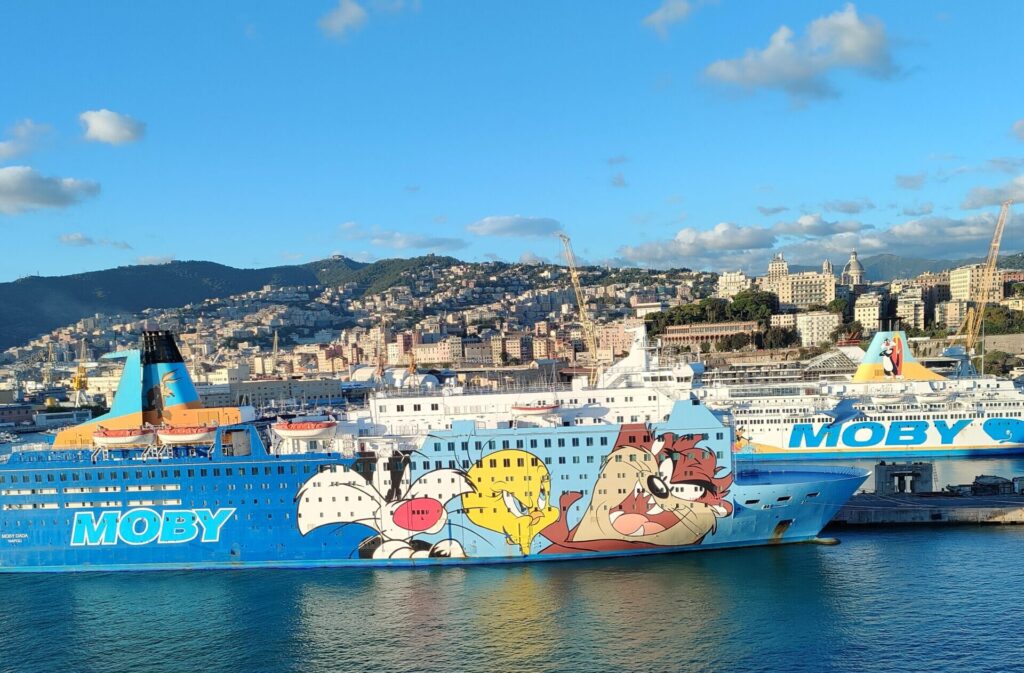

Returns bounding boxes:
[830,462,1024,526]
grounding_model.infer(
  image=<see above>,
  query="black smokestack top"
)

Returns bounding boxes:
[141,330,185,365]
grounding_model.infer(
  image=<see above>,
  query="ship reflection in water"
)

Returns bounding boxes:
[3,527,1021,673]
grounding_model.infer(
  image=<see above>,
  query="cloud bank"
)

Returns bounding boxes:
[0,166,100,214]
[705,3,896,103]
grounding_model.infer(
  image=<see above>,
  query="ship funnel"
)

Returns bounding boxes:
[142,330,201,421]
[852,330,944,382]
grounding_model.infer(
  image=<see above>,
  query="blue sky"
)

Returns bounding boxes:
[2,1,1023,281]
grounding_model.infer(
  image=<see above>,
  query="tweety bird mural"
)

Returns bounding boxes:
[463,449,559,555]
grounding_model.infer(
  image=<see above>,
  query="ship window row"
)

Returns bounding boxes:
[0,465,317,485]
[431,436,610,453]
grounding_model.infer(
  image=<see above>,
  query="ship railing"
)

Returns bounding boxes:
[371,383,574,400]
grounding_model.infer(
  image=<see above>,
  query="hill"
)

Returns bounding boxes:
[0,260,326,351]
[855,252,1024,282]
[0,255,474,351]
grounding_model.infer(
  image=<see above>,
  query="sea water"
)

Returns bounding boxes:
[0,525,1021,673]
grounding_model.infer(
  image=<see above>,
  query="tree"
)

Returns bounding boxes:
[763,326,799,349]
[727,290,778,324]
[699,341,712,354]
[830,320,863,343]
[983,350,1022,375]
[827,297,849,317]
[716,332,752,352]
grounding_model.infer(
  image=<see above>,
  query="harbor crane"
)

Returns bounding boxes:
[559,233,600,384]
[954,199,1013,359]
[70,341,90,408]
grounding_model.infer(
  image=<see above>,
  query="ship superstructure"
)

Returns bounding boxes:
[0,331,865,572]
[356,328,1024,460]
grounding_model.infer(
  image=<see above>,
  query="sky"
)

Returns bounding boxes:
[2,1,1024,281]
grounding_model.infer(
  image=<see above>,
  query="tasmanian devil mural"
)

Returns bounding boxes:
[540,426,732,554]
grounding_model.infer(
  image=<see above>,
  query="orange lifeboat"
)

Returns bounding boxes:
[157,425,217,445]
[272,420,337,440]
[92,427,156,448]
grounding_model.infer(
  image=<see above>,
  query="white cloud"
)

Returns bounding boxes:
[758,205,788,216]
[895,173,925,190]
[900,203,933,217]
[58,232,132,249]
[135,255,174,265]
[0,120,50,161]
[618,222,777,267]
[607,155,628,165]
[773,213,866,236]
[79,109,145,145]
[961,175,1024,209]
[519,251,550,265]
[0,166,100,214]
[340,221,466,251]
[467,215,563,237]
[369,230,466,250]
[705,3,895,103]
[783,212,1024,266]
[643,0,692,38]
[319,0,368,39]
[823,198,874,214]
[59,232,94,247]
[1013,119,1024,141]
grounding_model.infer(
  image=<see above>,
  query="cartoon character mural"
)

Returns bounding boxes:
[880,335,903,378]
[296,454,473,559]
[540,426,732,554]
[463,449,560,555]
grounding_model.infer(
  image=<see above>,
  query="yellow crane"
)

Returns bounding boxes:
[559,233,600,384]
[955,199,1013,357]
[70,341,89,407]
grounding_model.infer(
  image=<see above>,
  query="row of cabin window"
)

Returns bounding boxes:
[433,436,611,452]
[0,464,318,485]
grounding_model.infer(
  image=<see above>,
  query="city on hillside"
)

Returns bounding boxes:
[3,248,1024,430]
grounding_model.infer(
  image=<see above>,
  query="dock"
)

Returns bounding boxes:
[828,493,1024,527]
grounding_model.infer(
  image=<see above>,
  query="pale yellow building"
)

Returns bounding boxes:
[950,264,1004,302]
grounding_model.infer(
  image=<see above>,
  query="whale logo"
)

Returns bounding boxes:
[982,418,1024,444]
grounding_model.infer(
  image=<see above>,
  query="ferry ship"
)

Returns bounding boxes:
[0,332,866,572]
[349,328,1024,462]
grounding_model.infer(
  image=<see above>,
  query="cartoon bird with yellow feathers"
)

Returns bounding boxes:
[463,449,559,555]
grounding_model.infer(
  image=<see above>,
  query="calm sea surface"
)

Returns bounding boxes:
[2,444,1023,673]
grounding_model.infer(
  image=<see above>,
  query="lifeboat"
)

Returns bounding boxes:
[915,392,949,404]
[511,402,561,415]
[272,420,338,440]
[92,427,156,447]
[157,425,217,445]
[870,394,903,406]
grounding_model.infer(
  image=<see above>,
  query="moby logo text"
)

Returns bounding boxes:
[789,420,972,449]
[70,508,235,547]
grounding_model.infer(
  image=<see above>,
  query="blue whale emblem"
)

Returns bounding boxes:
[982,418,1024,444]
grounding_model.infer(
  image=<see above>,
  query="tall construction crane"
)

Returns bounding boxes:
[955,199,1013,358]
[70,340,90,407]
[559,234,600,384]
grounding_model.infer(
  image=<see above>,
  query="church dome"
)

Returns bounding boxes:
[845,250,864,273]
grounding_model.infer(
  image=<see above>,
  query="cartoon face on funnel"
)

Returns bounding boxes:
[463,449,559,555]
[296,455,472,559]
[541,430,732,553]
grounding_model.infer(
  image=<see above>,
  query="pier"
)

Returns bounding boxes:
[828,492,1024,527]
[828,460,1024,527]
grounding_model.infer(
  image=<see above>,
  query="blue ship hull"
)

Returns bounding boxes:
[0,403,868,573]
